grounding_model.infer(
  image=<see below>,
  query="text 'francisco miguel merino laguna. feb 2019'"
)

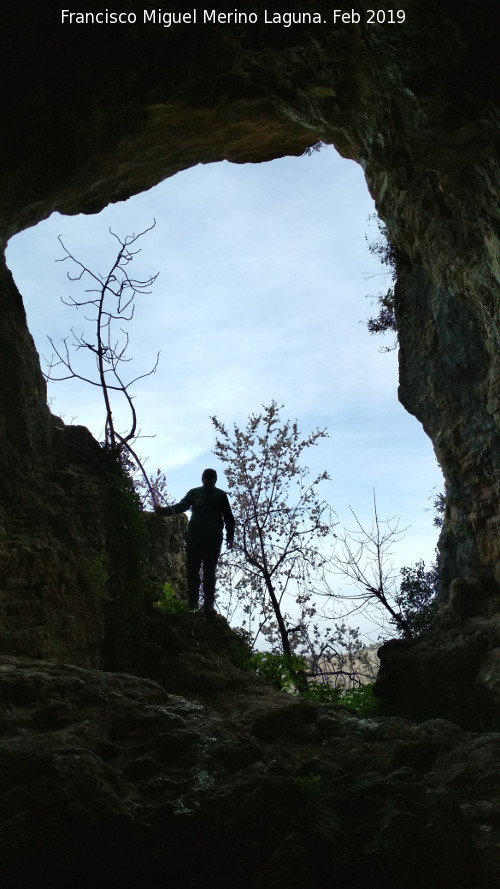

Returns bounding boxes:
[60,8,407,27]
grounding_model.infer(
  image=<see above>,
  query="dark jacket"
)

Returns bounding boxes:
[162,486,235,545]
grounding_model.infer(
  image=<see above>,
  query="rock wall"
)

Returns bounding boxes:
[0,0,498,715]
[0,406,145,669]
[143,514,188,599]
[0,413,106,667]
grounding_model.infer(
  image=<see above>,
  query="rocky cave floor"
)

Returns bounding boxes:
[1,612,500,889]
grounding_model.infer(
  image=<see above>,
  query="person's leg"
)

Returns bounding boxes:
[202,539,222,614]
[186,540,202,609]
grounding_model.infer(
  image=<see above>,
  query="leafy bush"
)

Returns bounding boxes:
[392,560,439,637]
[249,651,308,692]
[302,681,379,715]
[365,217,398,350]
[249,651,379,716]
[293,772,322,794]
[340,684,379,716]
[154,582,190,614]
[300,682,343,704]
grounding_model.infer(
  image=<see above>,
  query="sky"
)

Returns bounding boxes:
[6,146,444,639]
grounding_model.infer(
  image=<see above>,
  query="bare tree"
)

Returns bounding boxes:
[326,493,417,639]
[45,222,161,505]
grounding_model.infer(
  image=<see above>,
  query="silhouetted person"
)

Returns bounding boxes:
[158,468,235,615]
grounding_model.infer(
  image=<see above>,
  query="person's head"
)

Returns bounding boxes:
[202,468,217,489]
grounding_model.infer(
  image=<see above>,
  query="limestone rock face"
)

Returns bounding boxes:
[0,2,498,713]
[144,513,188,598]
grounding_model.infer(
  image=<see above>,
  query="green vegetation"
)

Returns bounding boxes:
[87,551,110,601]
[249,650,379,716]
[391,560,439,638]
[249,651,308,692]
[339,684,379,715]
[299,682,344,704]
[154,582,190,614]
[293,772,322,794]
[365,216,398,350]
[302,680,378,715]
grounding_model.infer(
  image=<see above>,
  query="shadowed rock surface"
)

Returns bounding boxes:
[1,617,499,889]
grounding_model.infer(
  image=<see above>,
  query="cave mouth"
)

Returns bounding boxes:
[0,1,497,730]
[5,147,443,635]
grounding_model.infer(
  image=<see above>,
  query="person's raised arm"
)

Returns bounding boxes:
[156,490,194,517]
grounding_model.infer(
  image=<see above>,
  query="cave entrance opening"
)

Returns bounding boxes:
[5,146,443,639]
